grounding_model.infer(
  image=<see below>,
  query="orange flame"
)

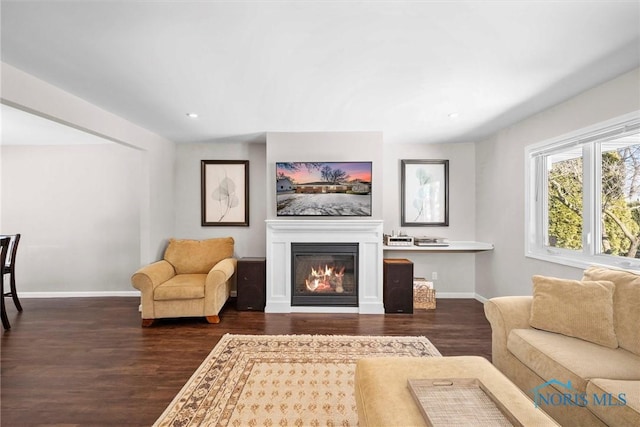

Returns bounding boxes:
[305,264,346,292]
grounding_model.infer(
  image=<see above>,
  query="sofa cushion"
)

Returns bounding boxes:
[154,274,207,300]
[586,379,640,427]
[164,237,234,274]
[507,329,640,396]
[530,275,617,348]
[582,267,640,356]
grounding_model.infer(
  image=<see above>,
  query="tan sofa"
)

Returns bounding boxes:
[485,267,640,427]
[131,237,236,326]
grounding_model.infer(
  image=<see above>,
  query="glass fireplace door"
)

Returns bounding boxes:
[291,243,358,306]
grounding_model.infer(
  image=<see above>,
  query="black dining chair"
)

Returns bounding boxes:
[1,234,22,330]
[1,237,11,330]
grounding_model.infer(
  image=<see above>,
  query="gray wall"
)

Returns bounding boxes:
[1,63,176,295]
[475,67,640,299]
[382,142,478,296]
[2,143,142,293]
[170,132,480,296]
[174,141,267,258]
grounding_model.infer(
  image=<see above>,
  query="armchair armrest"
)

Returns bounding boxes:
[205,257,237,288]
[131,260,176,294]
[484,296,533,369]
[203,258,237,319]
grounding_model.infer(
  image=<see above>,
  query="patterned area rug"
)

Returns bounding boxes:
[154,334,441,427]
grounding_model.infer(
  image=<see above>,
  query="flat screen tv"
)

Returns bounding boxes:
[276,162,372,216]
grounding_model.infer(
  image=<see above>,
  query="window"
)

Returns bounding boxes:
[526,112,640,270]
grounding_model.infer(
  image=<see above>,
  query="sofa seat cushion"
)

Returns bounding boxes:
[586,379,640,427]
[154,274,206,301]
[508,329,640,395]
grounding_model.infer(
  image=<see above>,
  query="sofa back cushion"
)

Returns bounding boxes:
[530,275,618,349]
[582,267,640,356]
[164,237,234,274]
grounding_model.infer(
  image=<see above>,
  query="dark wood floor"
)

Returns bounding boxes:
[1,297,491,426]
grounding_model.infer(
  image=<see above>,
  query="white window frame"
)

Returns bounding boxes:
[525,112,640,271]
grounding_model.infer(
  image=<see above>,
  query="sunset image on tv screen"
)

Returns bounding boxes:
[276,162,372,216]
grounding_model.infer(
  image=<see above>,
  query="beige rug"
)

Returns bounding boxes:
[154,333,441,427]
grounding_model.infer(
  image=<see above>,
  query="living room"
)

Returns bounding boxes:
[6,68,640,301]
[1,2,639,426]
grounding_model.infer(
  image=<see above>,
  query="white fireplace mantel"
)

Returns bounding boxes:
[265,219,385,314]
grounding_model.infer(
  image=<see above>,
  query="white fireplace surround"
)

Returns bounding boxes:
[265,219,384,314]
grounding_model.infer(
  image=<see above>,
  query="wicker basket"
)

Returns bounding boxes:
[414,281,436,310]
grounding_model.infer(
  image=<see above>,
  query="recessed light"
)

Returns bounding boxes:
[186,112,199,119]
[448,112,459,119]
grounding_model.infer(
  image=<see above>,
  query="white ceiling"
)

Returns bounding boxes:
[1,0,639,145]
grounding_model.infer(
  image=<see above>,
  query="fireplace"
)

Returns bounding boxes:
[265,219,384,314]
[291,243,358,307]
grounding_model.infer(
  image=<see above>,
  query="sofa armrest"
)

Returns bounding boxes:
[484,296,533,370]
[131,260,176,294]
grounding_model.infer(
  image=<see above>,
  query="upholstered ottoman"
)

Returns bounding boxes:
[354,355,558,426]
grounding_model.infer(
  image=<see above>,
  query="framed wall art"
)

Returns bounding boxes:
[401,159,449,226]
[201,160,249,226]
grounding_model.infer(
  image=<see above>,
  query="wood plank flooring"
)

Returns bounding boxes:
[1,297,491,426]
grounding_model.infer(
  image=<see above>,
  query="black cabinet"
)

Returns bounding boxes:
[236,257,266,311]
[383,258,414,314]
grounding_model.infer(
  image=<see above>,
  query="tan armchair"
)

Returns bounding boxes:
[131,237,236,326]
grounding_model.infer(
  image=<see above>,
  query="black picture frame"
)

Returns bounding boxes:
[401,159,449,226]
[201,160,249,226]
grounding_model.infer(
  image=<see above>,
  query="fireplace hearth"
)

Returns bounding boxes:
[291,242,358,307]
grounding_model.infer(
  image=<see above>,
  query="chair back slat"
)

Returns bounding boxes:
[0,237,10,270]
[0,234,20,268]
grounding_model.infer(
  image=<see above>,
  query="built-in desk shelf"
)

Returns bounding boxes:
[383,241,494,252]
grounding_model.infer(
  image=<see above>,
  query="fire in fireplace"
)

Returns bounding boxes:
[291,242,358,306]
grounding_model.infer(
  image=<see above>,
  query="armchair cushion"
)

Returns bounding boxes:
[164,237,234,274]
[154,274,206,300]
[529,275,617,349]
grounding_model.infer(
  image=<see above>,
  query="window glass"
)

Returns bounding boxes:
[547,150,583,251]
[600,136,640,257]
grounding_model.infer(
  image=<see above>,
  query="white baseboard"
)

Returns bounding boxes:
[474,293,489,303]
[436,292,477,299]
[20,291,141,298]
[18,291,487,304]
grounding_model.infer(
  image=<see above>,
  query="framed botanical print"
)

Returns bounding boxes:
[401,159,449,226]
[201,160,249,226]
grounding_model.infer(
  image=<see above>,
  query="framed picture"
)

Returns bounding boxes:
[201,160,249,226]
[401,159,449,226]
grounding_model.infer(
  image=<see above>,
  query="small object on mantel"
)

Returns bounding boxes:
[413,236,449,247]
